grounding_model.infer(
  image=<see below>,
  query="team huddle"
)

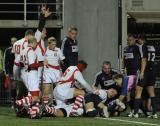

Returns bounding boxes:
[9,6,158,119]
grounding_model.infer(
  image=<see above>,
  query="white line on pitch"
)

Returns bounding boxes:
[96,117,160,126]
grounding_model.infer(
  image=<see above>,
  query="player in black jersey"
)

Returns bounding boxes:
[133,34,157,118]
[123,34,141,75]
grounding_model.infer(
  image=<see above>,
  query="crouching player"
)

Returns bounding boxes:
[84,88,122,118]
[15,37,43,119]
[44,99,84,117]
[53,60,93,112]
[113,74,137,113]
[42,37,65,105]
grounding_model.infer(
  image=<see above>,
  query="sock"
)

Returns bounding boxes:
[70,95,84,116]
[127,100,134,110]
[139,103,147,116]
[45,106,56,114]
[11,89,17,101]
[16,95,32,106]
[134,99,141,114]
[151,97,157,114]
[43,96,49,104]
[29,103,40,118]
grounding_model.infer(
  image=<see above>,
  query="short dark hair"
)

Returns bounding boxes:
[25,29,34,36]
[103,61,111,66]
[113,74,124,80]
[138,34,146,40]
[78,60,88,68]
[128,33,136,38]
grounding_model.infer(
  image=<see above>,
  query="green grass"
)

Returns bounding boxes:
[0,106,160,126]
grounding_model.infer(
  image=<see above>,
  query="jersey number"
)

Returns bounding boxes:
[15,45,21,54]
[148,53,155,62]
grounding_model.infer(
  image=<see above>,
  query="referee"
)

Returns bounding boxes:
[61,26,78,72]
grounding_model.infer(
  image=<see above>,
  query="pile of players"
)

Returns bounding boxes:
[11,5,158,119]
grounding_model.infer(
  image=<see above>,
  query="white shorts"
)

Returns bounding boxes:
[38,66,43,83]
[43,67,61,84]
[27,70,39,91]
[53,85,75,104]
[13,65,21,81]
[55,104,84,117]
[21,68,27,86]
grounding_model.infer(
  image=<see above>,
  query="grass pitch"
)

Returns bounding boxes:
[0,106,160,126]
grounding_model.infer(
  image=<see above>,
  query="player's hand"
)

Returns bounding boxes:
[43,60,48,66]
[94,89,99,95]
[41,5,52,18]
[139,72,144,80]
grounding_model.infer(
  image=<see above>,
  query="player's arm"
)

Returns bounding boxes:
[28,51,43,70]
[139,45,147,79]
[74,71,93,92]
[35,5,52,42]
[59,49,65,65]
[119,95,125,101]
[3,48,9,75]
[92,75,100,90]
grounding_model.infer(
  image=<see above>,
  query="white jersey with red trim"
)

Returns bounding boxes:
[20,47,37,70]
[45,47,65,67]
[12,38,28,64]
[35,30,45,62]
[58,66,92,92]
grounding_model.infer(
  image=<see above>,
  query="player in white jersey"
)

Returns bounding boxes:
[42,37,65,105]
[35,6,52,83]
[16,37,44,119]
[12,30,34,82]
[12,30,34,100]
[53,60,93,108]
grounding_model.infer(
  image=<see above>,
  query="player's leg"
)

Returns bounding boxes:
[70,95,84,116]
[146,86,157,118]
[133,75,146,117]
[43,83,51,105]
[84,93,109,117]
[42,68,56,105]
[73,88,85,97]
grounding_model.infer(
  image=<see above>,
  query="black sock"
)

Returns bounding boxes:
[127,100,134,110]
[139,103,147,116]
[151,97,157,114]
[11,89,17,101]
[134,99,141,114]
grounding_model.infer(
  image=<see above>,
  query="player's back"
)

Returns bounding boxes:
[12,38,28,63]
[59,66,79,86]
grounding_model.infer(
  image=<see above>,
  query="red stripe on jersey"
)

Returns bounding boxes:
[59,69,79,85]
[22,39,28,49]
[47,64,60,70]
[37,40,45,56]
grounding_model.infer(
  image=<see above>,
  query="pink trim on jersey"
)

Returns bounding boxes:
[59,69,79,85]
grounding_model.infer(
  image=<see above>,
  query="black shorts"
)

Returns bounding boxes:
[126,69,138,76]
[137,67,156,87]
[84,93,102,107]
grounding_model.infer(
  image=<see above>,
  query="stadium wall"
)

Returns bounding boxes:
[61,0,119,83]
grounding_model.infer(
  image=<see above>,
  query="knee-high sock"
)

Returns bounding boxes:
[151,97,157,114]
[16,95,32,106]
[70,95,84,116]
[134,99,141,114]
